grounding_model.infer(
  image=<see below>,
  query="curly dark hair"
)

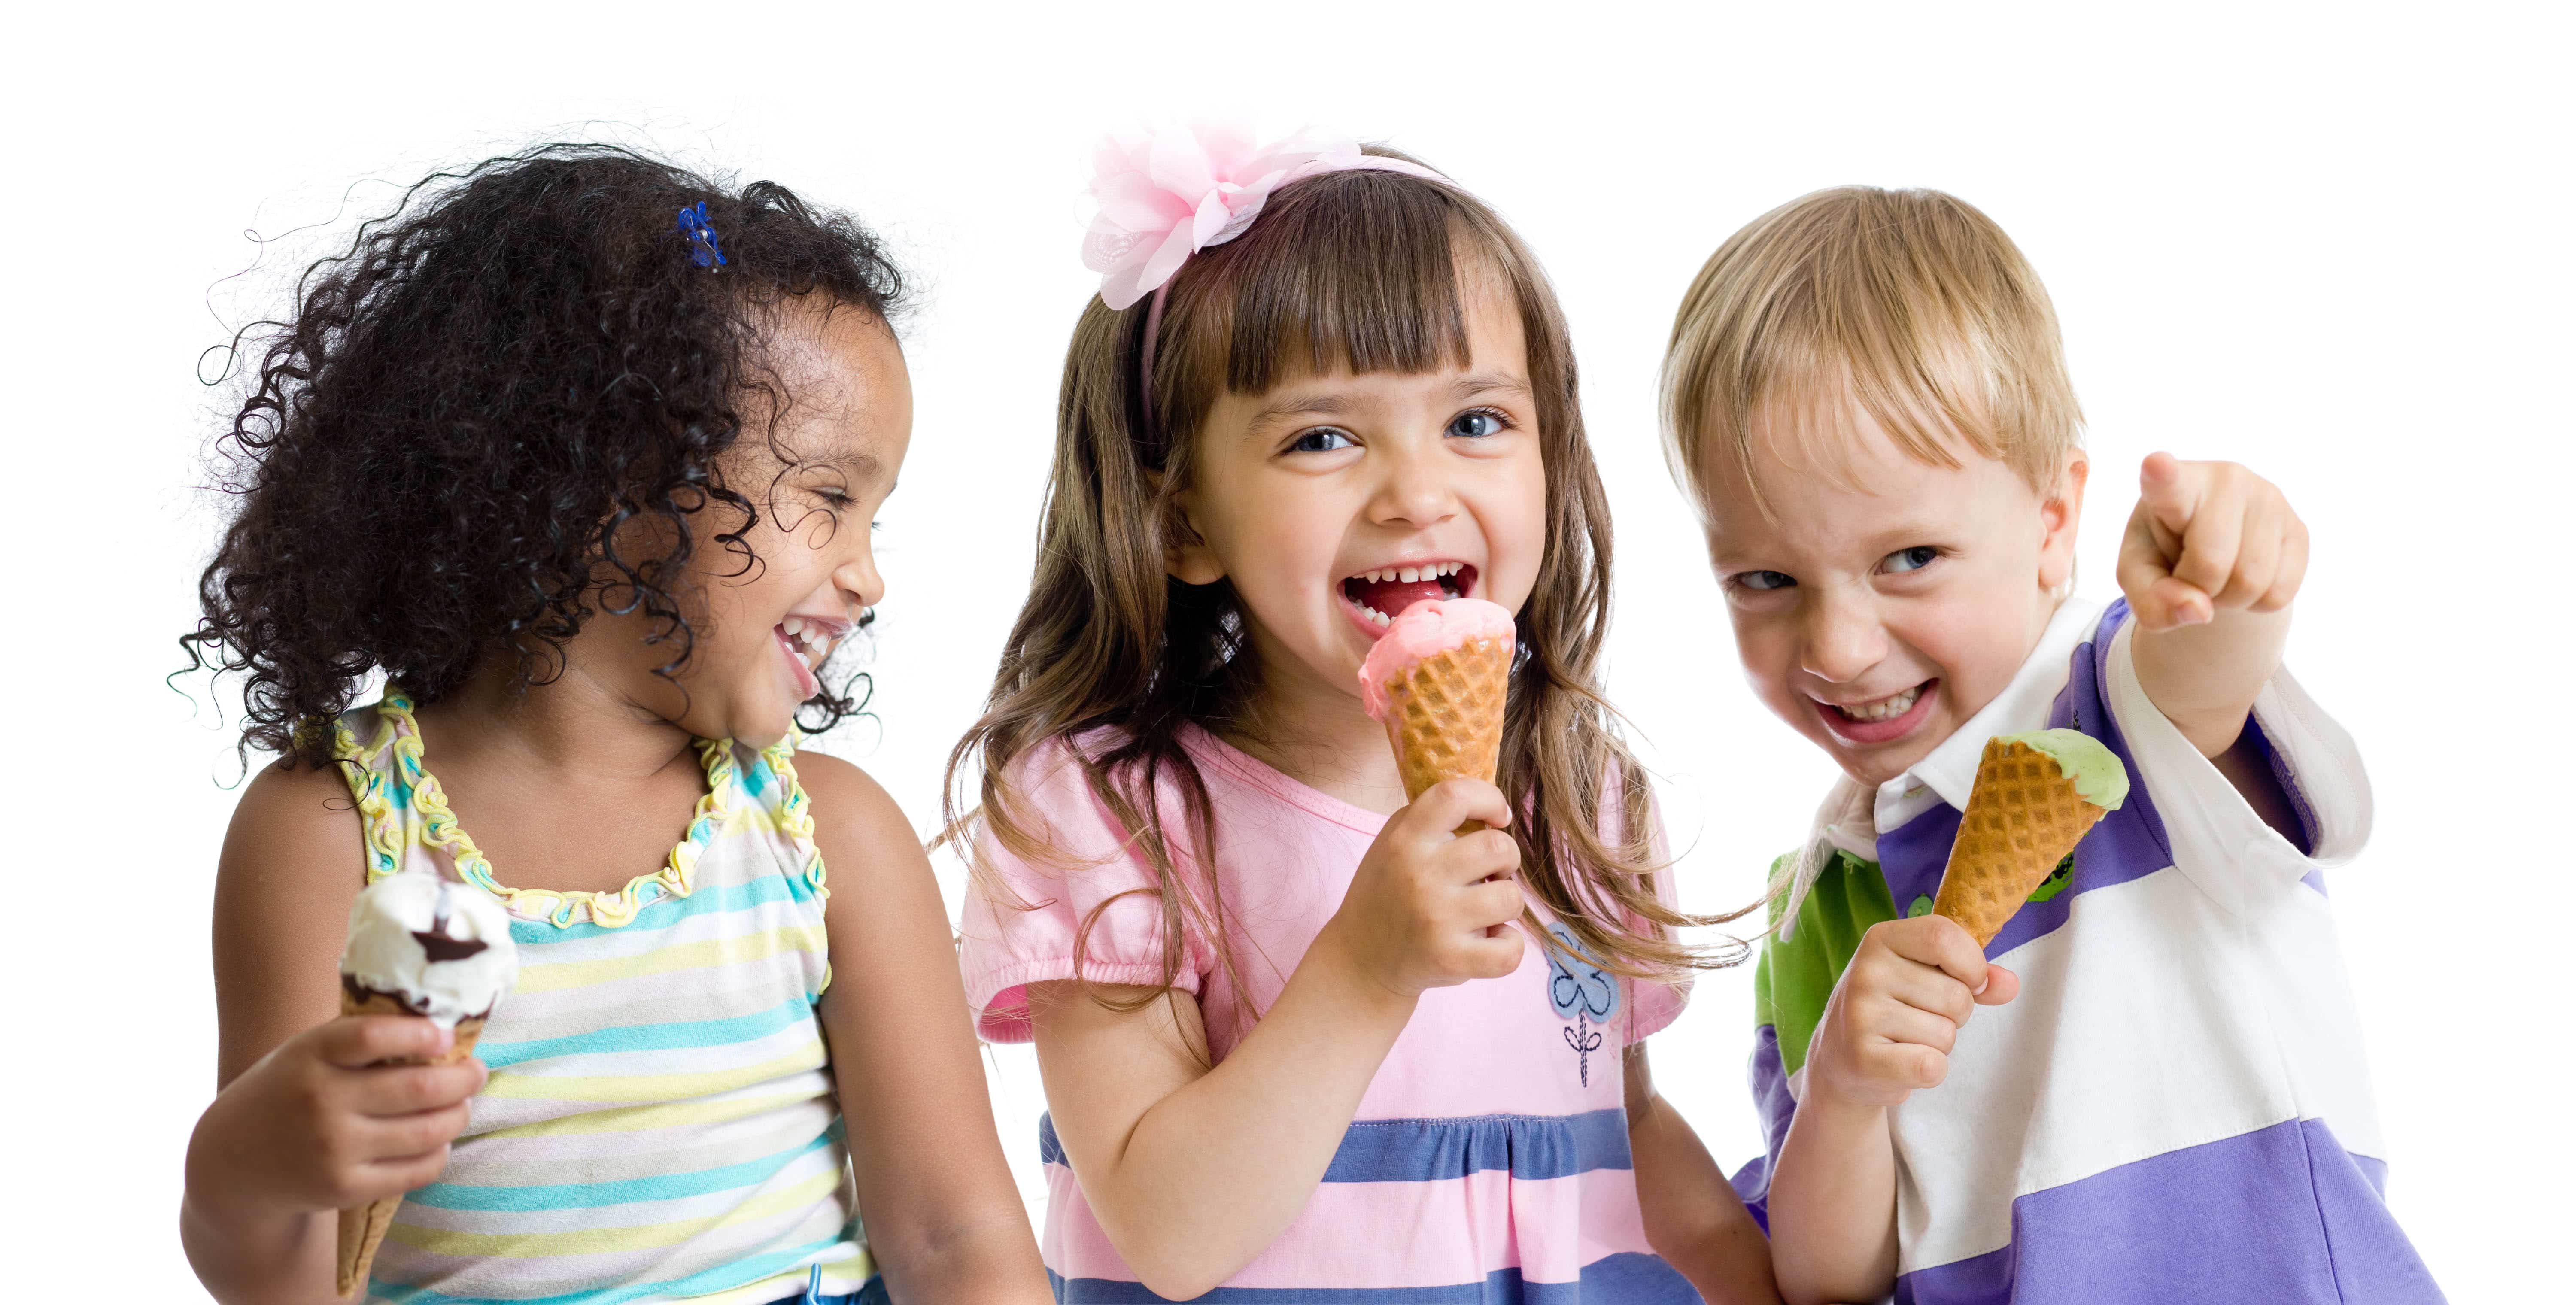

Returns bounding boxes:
[185,143,909,768]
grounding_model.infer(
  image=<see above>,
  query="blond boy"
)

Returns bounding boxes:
[1663,188,2440,1305]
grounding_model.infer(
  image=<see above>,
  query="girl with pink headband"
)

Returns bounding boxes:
[948,125,1779,1302]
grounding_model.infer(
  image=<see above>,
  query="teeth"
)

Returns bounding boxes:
[1372,608,1391,626]
[1350,563,1470,584]
[1838,686,1922,722]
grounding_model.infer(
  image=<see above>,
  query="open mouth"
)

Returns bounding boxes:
[1340,561,1475,628]
[1814,679,1937,743]
[774,616,849,697]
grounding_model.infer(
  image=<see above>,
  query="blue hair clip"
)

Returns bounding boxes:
[677,201,727,269]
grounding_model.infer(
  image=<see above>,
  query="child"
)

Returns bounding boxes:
[178,146,1052,1305]
[947,127,1778,1303]
[1660,187,2442,1304]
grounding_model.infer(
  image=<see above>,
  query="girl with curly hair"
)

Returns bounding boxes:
[180,145,1050,1305]
[946,127,1776,1303]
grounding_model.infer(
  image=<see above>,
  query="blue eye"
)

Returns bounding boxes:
[1288,427,1355,454]
[1883,546,1939,574]
[1447,407,1509,439]
[1736,570,1795,592]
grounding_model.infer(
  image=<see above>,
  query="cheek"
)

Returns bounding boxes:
[1891,588,2018,694]
[1727,607,1800,694]
[1483,458,1553,595]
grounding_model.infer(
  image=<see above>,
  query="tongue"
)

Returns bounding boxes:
[1352,577,1449,616]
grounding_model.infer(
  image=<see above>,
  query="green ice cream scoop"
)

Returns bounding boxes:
[1996,728,2130,810]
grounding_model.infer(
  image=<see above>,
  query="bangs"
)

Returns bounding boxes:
[1161,167,1487,409]
[1746,343,2001,498]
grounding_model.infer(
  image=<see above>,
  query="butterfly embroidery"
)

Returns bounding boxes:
[1544,923,1619,1086]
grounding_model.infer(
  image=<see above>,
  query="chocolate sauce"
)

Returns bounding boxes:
[411,930,490,962]
[412,877,491,962]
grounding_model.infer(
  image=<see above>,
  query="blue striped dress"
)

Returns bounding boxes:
[329,694,871,1305]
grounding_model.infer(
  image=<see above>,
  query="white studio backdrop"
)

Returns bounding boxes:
[3,1,2563,1294]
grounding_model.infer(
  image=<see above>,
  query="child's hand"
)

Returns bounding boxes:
[2118,452,2309,633]
[1320,777,1525,1000]
[1804,916,2017,1110]
[188,1013,488,1217]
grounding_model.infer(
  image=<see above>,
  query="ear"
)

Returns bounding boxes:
[1163,484,1226,586]
[2037,454,2089,594]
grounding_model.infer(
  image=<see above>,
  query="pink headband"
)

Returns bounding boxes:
[1081,125,1445,431]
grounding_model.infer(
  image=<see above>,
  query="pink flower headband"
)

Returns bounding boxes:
[1082,125,1445,429]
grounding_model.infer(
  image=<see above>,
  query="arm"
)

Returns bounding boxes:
[1625,1043,1780,1304]
[1765,917,2016,1305]
[182,762,487,1305]
[2119,453,2307,764]
[1030,780,1524,1301]
[798,755,1052,1302]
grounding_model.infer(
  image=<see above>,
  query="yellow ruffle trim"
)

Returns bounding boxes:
[329,690,829,929]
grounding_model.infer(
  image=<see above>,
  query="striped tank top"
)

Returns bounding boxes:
[330,693,871,1305]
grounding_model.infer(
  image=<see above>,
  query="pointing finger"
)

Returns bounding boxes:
[2138,452,2199,536]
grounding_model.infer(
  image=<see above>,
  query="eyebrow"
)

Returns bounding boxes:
[1245,372,1534,430]
[796,449,887,485]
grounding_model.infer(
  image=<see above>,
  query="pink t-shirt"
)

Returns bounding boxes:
[959,724,1701,1302]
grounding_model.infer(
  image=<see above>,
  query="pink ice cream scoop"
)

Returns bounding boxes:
[1360,597,1518,722]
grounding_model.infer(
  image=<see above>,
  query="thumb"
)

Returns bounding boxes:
[1974,963,2020,1006]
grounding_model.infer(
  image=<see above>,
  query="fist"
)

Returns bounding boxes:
[1324,777,1526,999]
[1805,915,2018,1110]
[188,1013,489,1214]
[2118,453,2309,633]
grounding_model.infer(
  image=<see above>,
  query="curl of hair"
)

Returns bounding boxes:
[946,152,1755,1040]
[184,143,907,767]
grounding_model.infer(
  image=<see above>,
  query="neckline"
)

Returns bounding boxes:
[353,690,741,929]
[1176,722,1390,836]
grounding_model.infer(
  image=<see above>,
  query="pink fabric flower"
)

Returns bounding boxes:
[1082,124,1442,310]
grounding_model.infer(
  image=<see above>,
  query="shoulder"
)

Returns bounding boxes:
[785,750,918,860]
[222,756,363,873]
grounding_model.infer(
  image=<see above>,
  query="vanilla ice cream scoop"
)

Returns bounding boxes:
[339,871,519,1027]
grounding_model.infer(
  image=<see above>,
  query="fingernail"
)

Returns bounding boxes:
[1971,974,1989,995]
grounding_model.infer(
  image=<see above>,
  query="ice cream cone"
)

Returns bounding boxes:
[1378,637,1510,832]
[1359,598,1516,836]
[1932,734,2123,946]
[334,988,488,1297]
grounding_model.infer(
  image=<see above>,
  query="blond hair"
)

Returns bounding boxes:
[1661,186,2082,510]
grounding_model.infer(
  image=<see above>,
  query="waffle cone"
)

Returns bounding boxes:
[335,987,484,1299]
[1377,636,1510,835]
[1932,738,2110,946]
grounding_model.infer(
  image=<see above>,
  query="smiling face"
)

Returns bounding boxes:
[599,301,912,747]
[1170,271,1547,721]
[1699,400,2084,788]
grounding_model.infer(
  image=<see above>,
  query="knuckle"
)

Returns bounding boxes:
[402,1145,453,1190]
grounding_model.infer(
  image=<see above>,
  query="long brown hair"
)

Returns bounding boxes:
[945,149,1747,1029]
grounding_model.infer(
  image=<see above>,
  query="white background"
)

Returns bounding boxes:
[3,1,2564,1296]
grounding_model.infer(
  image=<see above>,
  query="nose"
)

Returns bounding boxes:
[836,540,884,616]
[1800,583,1887,686]
[1368,439,1459,531]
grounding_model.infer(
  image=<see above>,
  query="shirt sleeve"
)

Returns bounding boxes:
[2102,618,2373,914]
[956,738,1213,1044]
[1619,780,1693,1046]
